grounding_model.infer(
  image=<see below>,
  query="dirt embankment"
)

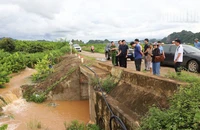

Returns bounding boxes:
[21,55,86,101]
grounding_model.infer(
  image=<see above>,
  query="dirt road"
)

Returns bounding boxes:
[80,51,176,76]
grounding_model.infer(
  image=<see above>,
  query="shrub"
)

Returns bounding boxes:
[65,120,85,130]
[0,124,8,130]
[101,76,117,93]
[26,119,42,129]
[140,83,200,130]
[0,63,11,88]
[29,94,46,103]
[0,38,15,52]
[27,44,46,53]
[64,120,100,130]
[32,54,53,82]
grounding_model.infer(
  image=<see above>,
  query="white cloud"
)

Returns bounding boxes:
[0,0,200,41]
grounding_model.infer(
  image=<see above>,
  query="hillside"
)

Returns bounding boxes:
[161,30,200,44]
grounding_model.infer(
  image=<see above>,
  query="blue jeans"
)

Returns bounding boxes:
[153,62,160,75]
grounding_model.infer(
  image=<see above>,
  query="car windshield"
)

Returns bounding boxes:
[183,45,200,53]
[73,44,80,47]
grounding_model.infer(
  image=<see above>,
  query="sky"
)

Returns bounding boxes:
[0,0,200,42]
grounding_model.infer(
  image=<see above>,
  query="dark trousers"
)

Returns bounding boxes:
[175,62,182,73]
[120,55,127,68]
[115,55,119,66]
[135,59,142,71]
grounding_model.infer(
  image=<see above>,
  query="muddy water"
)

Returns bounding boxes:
[0,68,90,130]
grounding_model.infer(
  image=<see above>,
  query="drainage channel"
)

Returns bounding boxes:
[84,65,128,130]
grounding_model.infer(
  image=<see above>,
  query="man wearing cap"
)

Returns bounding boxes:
[134,39,143,71]
[194,38,200,49]
[174,39,183,74]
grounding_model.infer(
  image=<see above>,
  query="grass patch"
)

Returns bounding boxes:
[90,76,118,93]
[165,71,200,84]
[101,76,117,93]
[64,120,100,130]
[26,119,42,130]
[80,43,106,54]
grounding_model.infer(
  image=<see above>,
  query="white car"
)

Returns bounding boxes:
[73,44,82,52]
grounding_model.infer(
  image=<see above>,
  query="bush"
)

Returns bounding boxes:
[140,75,200,130]
[0,124,8,130]
[101,76,117,93]
[0,63,11,88]
[32,54,53,82]
[0,38,15,52]
[29,94,46,103]
[64,120,100,130]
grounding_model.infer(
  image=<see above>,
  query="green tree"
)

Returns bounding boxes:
[0,38,15,52]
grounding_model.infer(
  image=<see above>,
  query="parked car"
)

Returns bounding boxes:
[105,43,134,61]
[105,43,111,60]
[127,48,134,61]
[162,44,200,72]
[73,44,82,52]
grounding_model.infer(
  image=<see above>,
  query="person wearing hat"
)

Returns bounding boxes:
[151,42,161,75]
[174,39,183,74]
[194,38,200,49]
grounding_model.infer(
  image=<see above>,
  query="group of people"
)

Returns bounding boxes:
[109,40,129,68]
[108,38,184,76]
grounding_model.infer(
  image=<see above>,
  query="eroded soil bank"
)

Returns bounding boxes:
[0,55,90,130]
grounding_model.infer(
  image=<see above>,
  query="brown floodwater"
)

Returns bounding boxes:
[0,68,90,130]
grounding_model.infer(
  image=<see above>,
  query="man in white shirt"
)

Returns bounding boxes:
[174,39,183,74]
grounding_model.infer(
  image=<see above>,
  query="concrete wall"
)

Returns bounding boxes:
[87,62,187,130]
[49,68,89,101]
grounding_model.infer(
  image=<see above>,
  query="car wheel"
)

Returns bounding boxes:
[130,57,134,61]
[188,60,199,72]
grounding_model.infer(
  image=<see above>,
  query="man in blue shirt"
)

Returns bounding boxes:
[134,39,143,71]
[194,38,200,49]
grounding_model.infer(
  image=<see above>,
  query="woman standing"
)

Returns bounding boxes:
[151,43,160,75]
[146,44,153,73]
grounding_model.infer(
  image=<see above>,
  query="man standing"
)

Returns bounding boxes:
[116,40,122,66]
[194,38,200,49]
[118,40,128,68]
[134,39,143,71]
[110,41,117,66]
[143,38,149,71]
[174,39,183,74]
